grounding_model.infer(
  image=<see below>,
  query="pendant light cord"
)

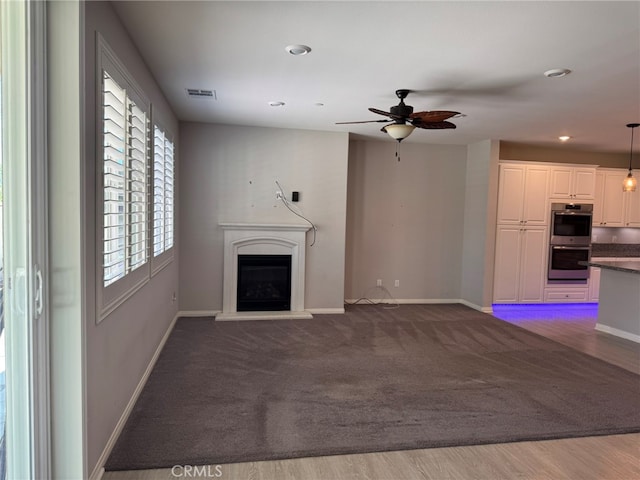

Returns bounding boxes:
[629,124,637,172]
[395,140,405,161]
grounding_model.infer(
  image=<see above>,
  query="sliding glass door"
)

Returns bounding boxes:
[1,1,49,478]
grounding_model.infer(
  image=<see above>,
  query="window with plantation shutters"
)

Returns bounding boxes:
[97,34,176,321]
[153,125,175,258]
[101,70,149,288]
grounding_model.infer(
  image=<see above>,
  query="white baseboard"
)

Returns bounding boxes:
[90,467,104,480]
[345,298,457,305]
[458,299,493,314]
[307,308,345,314]
[88,313,179,480]
[177,310,220,317]
[595,323,640,343]
[344,298,493,314]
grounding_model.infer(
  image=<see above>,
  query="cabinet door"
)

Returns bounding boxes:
[573,168,596,199]
[519,227,547,303]
[497,165,525,224]
[601,171,626,226]
[522,166,549,225]
[549,167,573,198]
[493,227,522,303]
[592,171,605,226]
[624,183,640,226]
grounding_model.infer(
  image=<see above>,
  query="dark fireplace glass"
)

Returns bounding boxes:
[237,254,292,311]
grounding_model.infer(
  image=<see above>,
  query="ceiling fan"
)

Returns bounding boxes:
[336,89,460,142]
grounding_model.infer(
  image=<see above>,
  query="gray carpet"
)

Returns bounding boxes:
[106,304,640,471]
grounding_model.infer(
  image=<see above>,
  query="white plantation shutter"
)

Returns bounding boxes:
[153,125,175,258]
[152,127,165,256]
[164,137,174,250]
[127,101,148,270]
[103,73,127,286]
[102,70,149,287]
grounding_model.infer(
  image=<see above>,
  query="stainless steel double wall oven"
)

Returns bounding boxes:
[548,203,593,280]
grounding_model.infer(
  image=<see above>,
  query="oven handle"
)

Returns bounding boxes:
[551,245,591,250]
[552,211,593,216]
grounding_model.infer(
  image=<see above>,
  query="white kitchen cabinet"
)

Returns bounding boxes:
[549,166,596,200]
[623,172,640,226]
[593,170,625,226]
[544,287,589,303]
[593,169,639,227]
[493,226,548,303]
[497,164,549,225]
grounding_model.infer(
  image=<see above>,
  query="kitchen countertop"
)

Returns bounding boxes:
[586,258,640,275]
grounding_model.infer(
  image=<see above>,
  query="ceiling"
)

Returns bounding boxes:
[112,1,640,153]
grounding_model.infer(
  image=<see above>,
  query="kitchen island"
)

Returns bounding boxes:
[587,259,640,343]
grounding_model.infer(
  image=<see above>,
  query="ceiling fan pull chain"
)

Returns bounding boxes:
[396,141,401,161]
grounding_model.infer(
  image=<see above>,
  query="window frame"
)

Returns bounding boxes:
[96,34,151,321]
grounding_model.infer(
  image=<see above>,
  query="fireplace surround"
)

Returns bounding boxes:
[217,223,312,320]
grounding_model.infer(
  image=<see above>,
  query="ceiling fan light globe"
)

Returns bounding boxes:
[623,172,637,192]
[385,124,415,141]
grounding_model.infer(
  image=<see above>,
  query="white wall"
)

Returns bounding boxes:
[178,122,349,312]
[460,140,500,311]
[83,2,179,474]
[345,140,467,301]
[500,141,629,168]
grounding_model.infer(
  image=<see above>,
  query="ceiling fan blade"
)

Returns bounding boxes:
[410,110,460,123]
[413,120,457,130]
[368,107,404,121]
[335,119,392,124]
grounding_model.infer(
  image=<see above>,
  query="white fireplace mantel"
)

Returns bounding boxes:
[217,223,313,321]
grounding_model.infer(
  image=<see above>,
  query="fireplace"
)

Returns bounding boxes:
[218,223,312,320]
[237,254,292,311]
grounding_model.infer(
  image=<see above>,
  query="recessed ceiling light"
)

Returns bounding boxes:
[559,135,571,142]
[285,44,311,56]
[268,101,285,107]
[544,68,571,78]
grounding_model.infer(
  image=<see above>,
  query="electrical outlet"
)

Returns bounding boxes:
[612,235,618,243]
[376,279,382,287]
[394,280,400,287]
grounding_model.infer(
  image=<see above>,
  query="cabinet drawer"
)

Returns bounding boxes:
[544,288,589,302]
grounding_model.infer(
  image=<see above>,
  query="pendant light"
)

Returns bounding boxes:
[623,122,639,192]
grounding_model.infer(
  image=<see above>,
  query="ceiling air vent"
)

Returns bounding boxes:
[186,88,216,99]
